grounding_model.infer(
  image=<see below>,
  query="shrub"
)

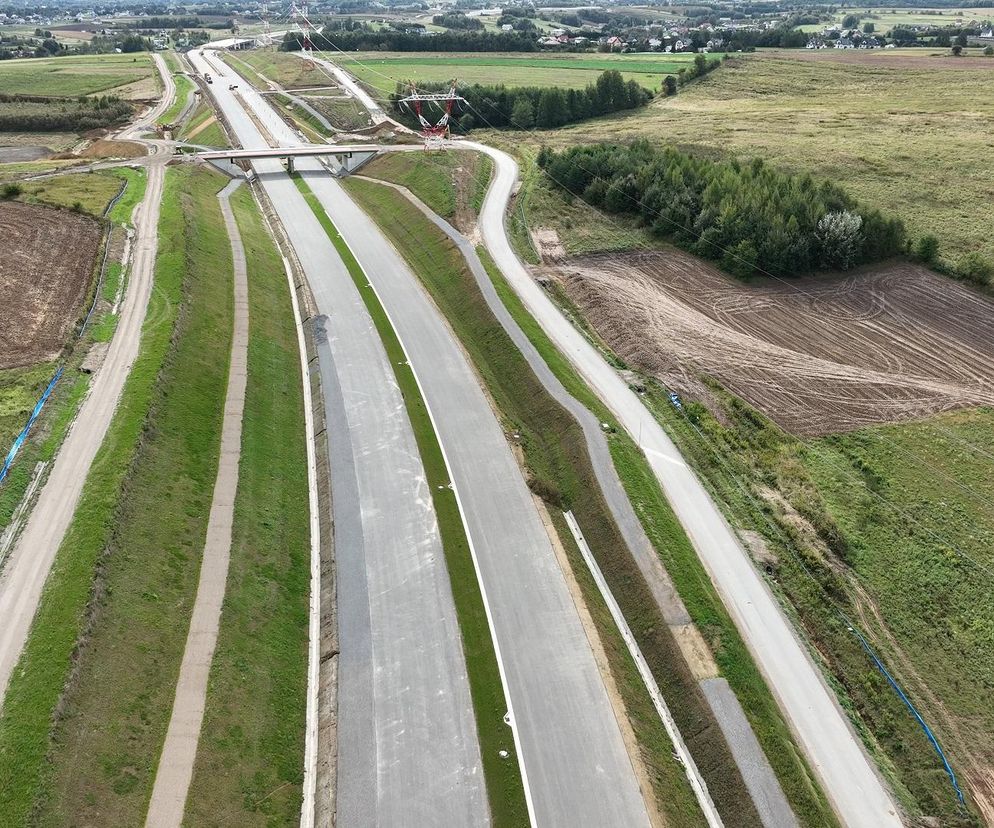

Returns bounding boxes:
[955,251,993,286]
[1,182,23,199]
[915,234,940,264]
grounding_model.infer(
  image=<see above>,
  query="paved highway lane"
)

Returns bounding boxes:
[471,141,903,828]
[209,52,654,828]
[189,50,489,828]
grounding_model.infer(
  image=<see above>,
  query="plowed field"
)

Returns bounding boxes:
[551,249,994,435]
[0,201,102,369]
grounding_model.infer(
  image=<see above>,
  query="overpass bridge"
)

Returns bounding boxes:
[196,143,421,174]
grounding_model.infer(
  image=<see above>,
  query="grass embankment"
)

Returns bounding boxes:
[360,150,494,232]
[2,166,235,826]
[0,165,219,824]
[184,185,310,825]
[636,377,987,825]
[342,175,787,827]
[159,71,195,127]
[518,52,994,268]
[293,174,529,826]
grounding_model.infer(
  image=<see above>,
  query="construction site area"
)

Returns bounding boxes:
[549,249,994,435]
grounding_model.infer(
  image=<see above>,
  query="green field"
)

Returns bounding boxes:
[338,51,721,94]
[799,6,993,32]
[508,50,994,268]
[0,53,154,97]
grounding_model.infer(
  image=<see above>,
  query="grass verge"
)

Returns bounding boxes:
[639,378,985,825]
[0,165,224,824]
[183,184,310,825]
[341,175,771,826]
[159,72,194,128]
[293,173,529,826]
[16,165,233,826]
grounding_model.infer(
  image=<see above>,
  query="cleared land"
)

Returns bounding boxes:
[516,51,994,268]
[340,50,721,94]
[0,201,102,370]
[551,251,994,435]
[0,53,155,98]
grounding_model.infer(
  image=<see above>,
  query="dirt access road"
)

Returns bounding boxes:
[552,251,994,435]
[0,56,174,704]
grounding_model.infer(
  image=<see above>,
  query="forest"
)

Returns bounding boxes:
[539,141,907,277]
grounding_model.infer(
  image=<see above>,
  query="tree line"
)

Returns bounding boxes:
[281,28,539,52]
[390,69,650,132]
[538,141,907,277]
[0,94,132,132]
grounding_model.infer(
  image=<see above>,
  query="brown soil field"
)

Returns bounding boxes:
[0,201,102,369]
[550,249,994,435]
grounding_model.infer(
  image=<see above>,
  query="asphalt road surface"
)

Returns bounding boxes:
[471,140,903,828]
[200,50,654,828]
[190,50,489,827]
[0,58,174,704]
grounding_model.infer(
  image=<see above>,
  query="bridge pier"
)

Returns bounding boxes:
[286,156,295,175]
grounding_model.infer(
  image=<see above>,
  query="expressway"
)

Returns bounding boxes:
[0,56,173,703]
[193,49,654,828]
[470,140,903,828]
[189,50,489,827]
[269,49,901,825]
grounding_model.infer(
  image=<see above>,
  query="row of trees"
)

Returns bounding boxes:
[0,94,132,132]
[281,28,538,52]
[389,70,650,132]
[538,141,907,277]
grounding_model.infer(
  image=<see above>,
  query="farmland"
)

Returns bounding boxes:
[336,50,722,94]
[512,50,994,269]
[0,53,156,98]
[798,6,994,33]
[0,202,102,371]
[552,251,994,436]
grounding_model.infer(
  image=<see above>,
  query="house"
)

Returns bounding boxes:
[500,23,512,31]
[648,37,662,48]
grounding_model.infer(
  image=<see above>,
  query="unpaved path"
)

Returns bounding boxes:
[144,178,249,828]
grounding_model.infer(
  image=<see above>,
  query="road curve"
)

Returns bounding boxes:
[189,49,489,828]
[470,140,903,828]
[0,53,175,703]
